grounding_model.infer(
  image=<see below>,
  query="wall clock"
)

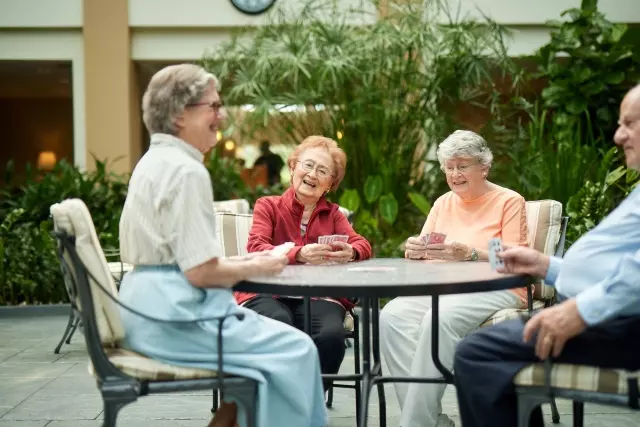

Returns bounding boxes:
[230,0,277,15]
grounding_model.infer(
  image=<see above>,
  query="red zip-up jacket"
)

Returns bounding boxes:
[233,187,372,311]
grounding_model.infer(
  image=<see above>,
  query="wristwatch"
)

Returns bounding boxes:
[468,248,478,261]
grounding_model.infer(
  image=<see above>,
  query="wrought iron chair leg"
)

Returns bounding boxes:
[65,314,81,344]
[573,401,584,427]
[102,398,134,427]
[54,309,75,354]
[550,398,561,423]
[516,391,549,427]
[211,389,219,413]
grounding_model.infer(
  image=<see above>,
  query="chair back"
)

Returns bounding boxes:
[214,212,254,257]
[338,206,354,224]
[525,200,564,301]
[50,199,125,347]
[213,199,251,214]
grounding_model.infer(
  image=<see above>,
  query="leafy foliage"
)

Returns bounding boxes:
[203,0,522,256]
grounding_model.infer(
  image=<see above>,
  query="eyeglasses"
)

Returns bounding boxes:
[298,160,334,180]
[186,101,224,115]
[442,163,476,175]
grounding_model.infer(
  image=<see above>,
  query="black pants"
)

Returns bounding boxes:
[244,295,347,390]
[453,315,640,427]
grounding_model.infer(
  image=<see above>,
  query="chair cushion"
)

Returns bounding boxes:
[515,363,630,395]
[50,199,125,346]
[213,199,251,214]
[90,348,218,381]
[344,311,354,332]
[479,301,546,328]
[214,212,254,257]
[525,200,563,301]
[107,262,134,283]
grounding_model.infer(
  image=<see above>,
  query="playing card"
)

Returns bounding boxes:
[271,242,295,257]
[332,235,349,243]
[318,236,329,245]
[427,232,446,245]
[420,233,430,245]
[488,238,505,270]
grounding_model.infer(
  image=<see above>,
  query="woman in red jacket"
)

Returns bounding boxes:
[234,135,372,389]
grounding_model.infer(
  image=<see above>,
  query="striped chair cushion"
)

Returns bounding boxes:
[525,200,563,301]
[50,199,125,347]
[214,212,253,257]
[213,199,251,214]
[89,348,218,381]
[479,300,545,328]
[108,262,134,283]
[515,363,631,395]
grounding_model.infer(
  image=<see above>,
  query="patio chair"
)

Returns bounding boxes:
[515,361,639,427]
[480,199,568,424]
[211,209,362,419]
[213,198,251,214]
[53,249,132,354]
[50,199,259,427]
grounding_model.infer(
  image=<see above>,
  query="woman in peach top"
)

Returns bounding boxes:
[379,130,528,427]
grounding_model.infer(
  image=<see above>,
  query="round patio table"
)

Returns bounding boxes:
[235,258,532,427]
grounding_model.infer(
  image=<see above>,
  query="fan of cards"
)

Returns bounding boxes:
[318,235,349,245]
[488,237,505,270]
[420,232,447,245]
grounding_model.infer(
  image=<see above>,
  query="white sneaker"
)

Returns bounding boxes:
[435,414,456,427]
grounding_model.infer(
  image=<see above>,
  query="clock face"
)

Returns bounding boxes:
[230,0,277,15]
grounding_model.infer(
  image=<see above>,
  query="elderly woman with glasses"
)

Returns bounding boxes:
[379,130,528,427]
[234,135,372,389]
[118,64,327,427]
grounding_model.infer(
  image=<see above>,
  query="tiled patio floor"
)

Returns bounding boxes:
[0,314,638,426]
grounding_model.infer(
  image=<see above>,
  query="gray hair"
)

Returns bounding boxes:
[436,130,494,169]
[142,64,219,135]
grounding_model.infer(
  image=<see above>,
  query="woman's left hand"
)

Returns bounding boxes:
[325,241,355,263]
[425,242,470,261]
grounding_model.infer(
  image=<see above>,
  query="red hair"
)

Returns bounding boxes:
[287,135,347,190]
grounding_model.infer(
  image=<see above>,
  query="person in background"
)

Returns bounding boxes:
[235,135,372,390]
[254,140,285,186]
[118,64,327,427]
[453,84,640,427]
[379,130,529,427]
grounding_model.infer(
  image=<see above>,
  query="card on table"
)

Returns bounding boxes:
[488,237,505,270]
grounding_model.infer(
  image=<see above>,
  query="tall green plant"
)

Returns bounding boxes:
[535,0,640,142]
[203,0,521,254]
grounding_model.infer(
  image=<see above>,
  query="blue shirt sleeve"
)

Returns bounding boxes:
[544,256,563,285]
[575,248,640,325]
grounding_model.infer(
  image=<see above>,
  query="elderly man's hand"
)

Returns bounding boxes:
[523,299,588,360]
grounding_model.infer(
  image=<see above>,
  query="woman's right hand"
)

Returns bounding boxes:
[248,254,289,276]
[296,243,333,264]
[405,236,428,260]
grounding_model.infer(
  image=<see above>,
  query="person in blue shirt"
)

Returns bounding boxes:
[452,83,640,427]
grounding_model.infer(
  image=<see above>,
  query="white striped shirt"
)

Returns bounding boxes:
[119,133,222,271]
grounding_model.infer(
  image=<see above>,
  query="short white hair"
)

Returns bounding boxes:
[436,130,494,169]
[142,64,219,135]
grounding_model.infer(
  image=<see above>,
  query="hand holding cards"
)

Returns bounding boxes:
[421,232,447,246]
[318,235,349,246]
[488,238,505,270]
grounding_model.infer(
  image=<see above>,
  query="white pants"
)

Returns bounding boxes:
[379,290,522,427]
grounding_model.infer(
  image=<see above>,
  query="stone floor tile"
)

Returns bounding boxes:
[0,363,73,379]
[1,395,102,421]
[0,421,48,427]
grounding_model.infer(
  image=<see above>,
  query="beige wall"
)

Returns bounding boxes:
[83,0,141,174]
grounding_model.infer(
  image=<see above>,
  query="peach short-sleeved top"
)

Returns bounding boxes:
[421,185,529,303]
